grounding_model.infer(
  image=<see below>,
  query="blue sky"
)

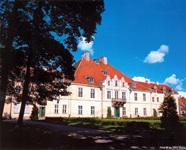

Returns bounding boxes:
[74,0,186,97]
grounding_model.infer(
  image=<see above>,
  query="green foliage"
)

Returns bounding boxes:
[159,95,180,130]
[30,104,38,121]
[107,107,112,118]
[153,109,158,117]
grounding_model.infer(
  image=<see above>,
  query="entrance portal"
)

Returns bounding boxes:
[39,105,45,118]
[114,107,120,118]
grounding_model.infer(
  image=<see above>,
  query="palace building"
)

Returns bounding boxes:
[3,52,179,119]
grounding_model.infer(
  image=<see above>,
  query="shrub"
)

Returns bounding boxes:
[30,104,39,120]
[153,109,158,117]
[107,107,112,118]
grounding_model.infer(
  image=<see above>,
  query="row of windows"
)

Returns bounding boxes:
[54,104,95,115]
[122,107,147,116]
[107,80,126,87]
[78,88,95,98]
[134,93,160,102]
[107,91,126,99]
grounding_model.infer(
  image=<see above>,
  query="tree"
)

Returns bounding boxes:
[153,108,157,117]
[159,94,180,130]
[30,103,38,121]
[0,0,104,125]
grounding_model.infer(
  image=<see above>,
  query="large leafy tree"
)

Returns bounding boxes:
[0,0,104,125]
[159,94,180,130]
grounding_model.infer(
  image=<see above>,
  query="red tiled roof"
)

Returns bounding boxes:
[179,98,186,108]
[73,57,177,94]
[73,58,148,90]
[136,81,178,94]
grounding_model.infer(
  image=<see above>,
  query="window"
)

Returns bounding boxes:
[107,91,111,99]
[157,97,159,102]
[108,81,110,86]
[91,106,95,115]
[122,107,126,116]
[78,106,83,115]
[90,89,95,98]
[14,103,20,114]
[122,82,125,87]
[78,87,83,97]
[134,93,138,101]
[15,86,21,94]
[102,70,107,75]
[152,97,155,102]
[122,92,126,99]
[62,105,67,114]
[54,104,59,114]
[143,108,147,116]
[115,91,118,99]
[87,77,94,82]
[135,108,138,116]
[25,104,30,114]
[115,81,118,86]
[143,94,146,101]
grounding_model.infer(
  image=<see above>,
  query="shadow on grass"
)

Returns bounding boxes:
[1,121,186,150]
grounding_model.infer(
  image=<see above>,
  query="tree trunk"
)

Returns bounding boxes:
[0,1,18,121]
[17,51,32,126]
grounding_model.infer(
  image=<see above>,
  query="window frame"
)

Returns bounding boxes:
[62,104,67,114]
[78,105,83,115]
[78,87,83,97]
[91,106,95,115]
[90,88,95,98]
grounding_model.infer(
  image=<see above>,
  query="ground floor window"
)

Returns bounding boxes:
[62,104,67,114]
[13,103,20,114]
[122,107,126,116]
[54,104,59,114]
[143,108,147,116]
[135,108,138,116]
[91,106,95,115]
[78,105,83,115]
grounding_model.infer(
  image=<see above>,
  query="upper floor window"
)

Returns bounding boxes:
[108,81,110,86]
[90,89,95,98]
[157,97,159,102]
[78,87,83,97]
[134,93,138,101]
[115,81,118,87]
[107,91,111,99]
[143,93,146,101]
[15,86,21,94]
[122,82,125,87]
[152,97,155,102]
[122,92,126,99]
[115,91,119,99]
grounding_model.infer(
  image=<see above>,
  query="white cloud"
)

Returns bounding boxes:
[164,74,180,85]
[164,74,186,91]
[144,44,169,64]
[133,76,150,82]
[178,91,186,98]
[77,37,94,55]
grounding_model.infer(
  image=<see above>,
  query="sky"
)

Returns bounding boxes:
[74,0,186,98]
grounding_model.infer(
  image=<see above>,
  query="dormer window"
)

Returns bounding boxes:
[163,87,166,94]
[102,70,107,76]
[130,82,136,88]
[122,82,125,87]
[108,81,110,86]
[154,86,157,92]
[115,81,118,86]
[86,77,94,82]
[94,59,99,64]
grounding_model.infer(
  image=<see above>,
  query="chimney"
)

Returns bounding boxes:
[82,52,90,61]
[99,56,107,65]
